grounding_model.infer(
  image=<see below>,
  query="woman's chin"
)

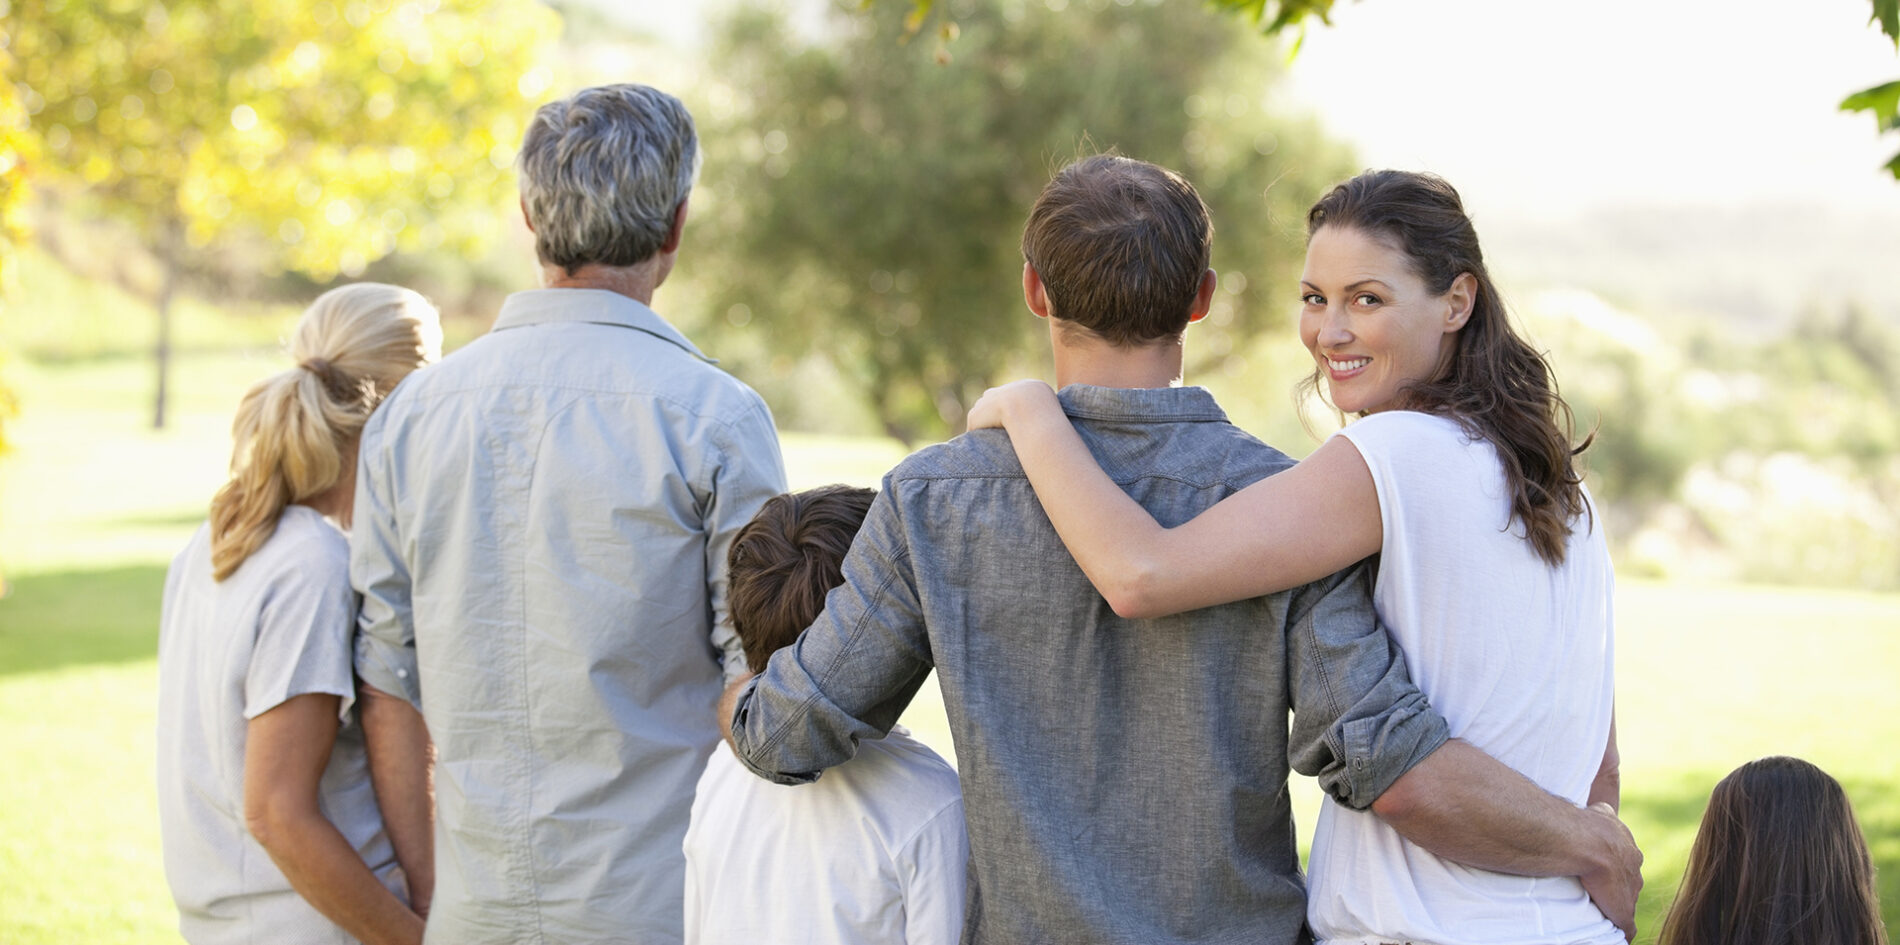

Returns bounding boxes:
[1325,382,1397,416]
[1325,385,1367,415]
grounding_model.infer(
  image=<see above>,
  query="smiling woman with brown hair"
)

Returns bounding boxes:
[969,169,1629,943]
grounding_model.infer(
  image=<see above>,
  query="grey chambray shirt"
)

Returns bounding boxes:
[353,288,787,945]
[729,384,1449,945]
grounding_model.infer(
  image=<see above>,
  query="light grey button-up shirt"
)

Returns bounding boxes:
[353,288,786,945]
[730,384,1448,945]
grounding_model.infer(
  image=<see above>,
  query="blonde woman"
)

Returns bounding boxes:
[156,284,441,945]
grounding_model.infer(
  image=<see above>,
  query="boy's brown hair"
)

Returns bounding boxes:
[726,485,877,674]
[1020,153,1213,345]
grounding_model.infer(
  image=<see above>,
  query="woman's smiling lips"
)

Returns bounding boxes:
[1326,355,1371,379]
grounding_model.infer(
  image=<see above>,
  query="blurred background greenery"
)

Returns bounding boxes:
[1,0,1897,942]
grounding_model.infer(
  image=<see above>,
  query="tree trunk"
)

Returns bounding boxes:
[151,250,177,431]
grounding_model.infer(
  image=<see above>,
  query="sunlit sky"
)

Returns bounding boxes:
[630,0,1900,221]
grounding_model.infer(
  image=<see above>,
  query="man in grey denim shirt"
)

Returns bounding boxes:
[723,156,1641,944]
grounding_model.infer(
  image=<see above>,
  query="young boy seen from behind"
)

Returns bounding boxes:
[683,485,968,945]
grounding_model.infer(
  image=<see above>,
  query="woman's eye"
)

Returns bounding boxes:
[1301,292,1324,306]
[1354,293,1381,307]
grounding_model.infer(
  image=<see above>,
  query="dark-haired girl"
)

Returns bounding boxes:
[1659,756,1886,945]
[969,170,1623,944]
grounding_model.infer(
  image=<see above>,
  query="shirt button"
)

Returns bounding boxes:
[397,669,410,679]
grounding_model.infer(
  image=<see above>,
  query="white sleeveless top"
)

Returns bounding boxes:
[1307,411,1621,945]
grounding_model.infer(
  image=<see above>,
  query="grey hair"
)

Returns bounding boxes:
[517,84,701,273]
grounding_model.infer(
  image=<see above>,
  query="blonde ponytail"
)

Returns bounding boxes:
[208,283,441,580]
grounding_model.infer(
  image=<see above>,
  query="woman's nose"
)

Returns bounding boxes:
[1317,307,1352,347]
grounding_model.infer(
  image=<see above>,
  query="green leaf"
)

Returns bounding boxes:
[1874,0,1899,44]
[1886,149,1900,180]
[1201,0,1334,36]
[1840,79,1900,123]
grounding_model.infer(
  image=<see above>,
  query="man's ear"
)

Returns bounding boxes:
[1023,262,1053,319]
[1444,272,1477,332]
[1186,268,1217,323]
[661,199,690,254]
[520,196,534,233]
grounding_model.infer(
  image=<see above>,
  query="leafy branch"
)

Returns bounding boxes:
[1842,0,1900,178]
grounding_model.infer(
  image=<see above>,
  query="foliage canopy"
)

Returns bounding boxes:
[5,0,558,425]
[878,0,1337,40]
[692,0,1355,443]
[8,0,559,279]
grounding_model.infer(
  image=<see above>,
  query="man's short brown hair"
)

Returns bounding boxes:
[726,485,877,674]
[1020,154,1213,345]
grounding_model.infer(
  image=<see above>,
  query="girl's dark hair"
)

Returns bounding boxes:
[1659,756,1887,945]
[1302,170,1590,566]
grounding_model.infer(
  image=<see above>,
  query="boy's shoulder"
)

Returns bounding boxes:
[854,728,961,804]
[690,733,961,854]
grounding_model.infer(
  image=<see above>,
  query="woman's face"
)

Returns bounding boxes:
[1298,225,1472,414]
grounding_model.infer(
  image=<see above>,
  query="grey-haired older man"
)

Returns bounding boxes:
[351,84,787,944]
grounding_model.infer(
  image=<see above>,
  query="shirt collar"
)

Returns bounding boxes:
[491,288,715,363]
[1056,384,1229,424]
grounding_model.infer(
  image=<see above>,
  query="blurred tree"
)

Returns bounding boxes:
[1842,0,1900,178]
[6,0,559,428]
[695,0,1354,443]
[872,0,1339,43]
[0,41,29,456]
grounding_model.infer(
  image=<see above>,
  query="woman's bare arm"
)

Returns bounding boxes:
[967,380,1383,616]
[244,693,425,945]
[1371,738,1642,940]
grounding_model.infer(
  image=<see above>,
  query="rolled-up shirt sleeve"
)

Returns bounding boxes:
[1286,560,1449,810]
[351,412,421,706]
[701,396,789,685]
[727,482,934,785]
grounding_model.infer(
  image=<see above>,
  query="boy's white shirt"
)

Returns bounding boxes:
[683,725,968,945]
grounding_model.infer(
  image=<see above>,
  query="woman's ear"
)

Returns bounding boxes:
[1444,272,1477,332]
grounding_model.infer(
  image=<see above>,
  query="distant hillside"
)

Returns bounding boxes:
[1481,201,1900,335]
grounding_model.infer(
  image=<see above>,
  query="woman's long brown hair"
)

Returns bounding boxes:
[1659,756,1887,945]
[1302,170,1590,565]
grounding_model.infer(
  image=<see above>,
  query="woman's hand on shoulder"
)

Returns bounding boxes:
[965,379,1057,431]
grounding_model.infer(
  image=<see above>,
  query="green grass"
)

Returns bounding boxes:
[2,346,1895,943]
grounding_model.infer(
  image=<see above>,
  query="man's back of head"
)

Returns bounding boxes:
[517,83,700,275]
[1021,154,1213,346]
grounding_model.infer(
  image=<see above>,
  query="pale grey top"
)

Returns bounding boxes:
[157,505,405,945]
[352,288,787,945]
